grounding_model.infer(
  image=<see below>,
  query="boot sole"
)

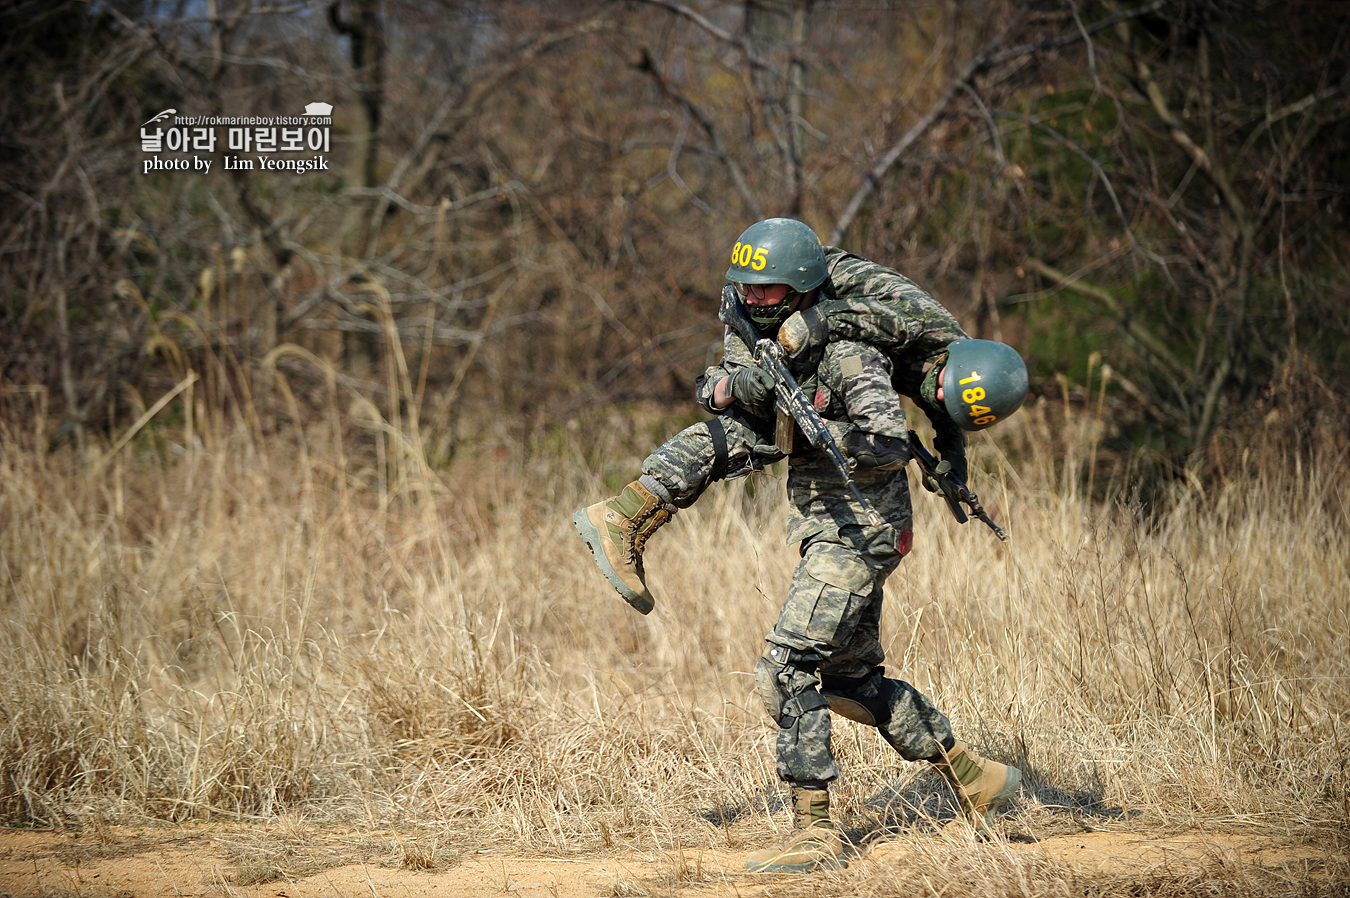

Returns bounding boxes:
[746,855,846,874]
[572,508,654,615]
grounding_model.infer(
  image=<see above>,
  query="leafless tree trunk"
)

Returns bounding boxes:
[331,0,387,189]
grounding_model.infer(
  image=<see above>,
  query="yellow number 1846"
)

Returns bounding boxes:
[958,370,996,425]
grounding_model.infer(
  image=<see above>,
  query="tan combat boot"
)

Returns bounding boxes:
[932,740,1022,837]
[745,788,846,874]
[572,481,672,615]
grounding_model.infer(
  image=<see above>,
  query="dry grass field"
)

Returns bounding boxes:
[1,388,1347,896]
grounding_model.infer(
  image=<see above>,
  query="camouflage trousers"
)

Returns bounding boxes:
[641,418,953,786]
[755,530,953,785]
[640,413,780,507]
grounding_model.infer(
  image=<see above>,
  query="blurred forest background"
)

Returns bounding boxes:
[3,0,1347,482]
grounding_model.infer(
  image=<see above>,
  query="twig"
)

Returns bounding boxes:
[986,0,1167,66]
[363,15,612,255]
[636,48,764,220]
[1023,258,1188,382]
[636,0,783,80]
[344,182,523,217]
[991,109,1153,261]
[666,110,718,217]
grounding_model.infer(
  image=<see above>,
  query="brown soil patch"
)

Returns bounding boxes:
[0,824,1343,898]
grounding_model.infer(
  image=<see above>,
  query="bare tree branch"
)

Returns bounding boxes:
[364,14,613,255]
[830,0,1171,244]
[665,110,718,217]
[345,181,524,217]
[991,108,1155,262]
[635,0,784,79]
[987,0,1166,66]
[1132,50,1249,231]
[1023,258,1189,383]
[829,6,1030,244]
[635,48,764,221]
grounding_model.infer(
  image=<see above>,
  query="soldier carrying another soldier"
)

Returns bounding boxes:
[574,218,1029,873]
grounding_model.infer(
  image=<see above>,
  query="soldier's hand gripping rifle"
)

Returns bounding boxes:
[719,291,885,527]
[906,430,1007,541]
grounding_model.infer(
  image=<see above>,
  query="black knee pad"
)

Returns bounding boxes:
[819,666,896,727]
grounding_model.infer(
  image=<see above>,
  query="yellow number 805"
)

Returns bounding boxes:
[731,243,769,271]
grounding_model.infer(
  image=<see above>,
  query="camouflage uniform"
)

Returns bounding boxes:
[637,248,973,786]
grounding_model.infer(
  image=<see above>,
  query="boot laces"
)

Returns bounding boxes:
[623,505,671,566]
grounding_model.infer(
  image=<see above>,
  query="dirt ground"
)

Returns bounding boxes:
[1,822,1344,898]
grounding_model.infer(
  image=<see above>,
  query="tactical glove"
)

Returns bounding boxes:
[846,431,911,471]
[728,367,776,406]
[922,459,952,493]
[921,454,968,492]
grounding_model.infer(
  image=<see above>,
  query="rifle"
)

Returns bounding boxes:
[906,430,1008,541]
[718,291,885,527]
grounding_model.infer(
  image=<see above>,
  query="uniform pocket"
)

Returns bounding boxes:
[776,547,876,647]
[801,582,869,646]
[838,522,900,558]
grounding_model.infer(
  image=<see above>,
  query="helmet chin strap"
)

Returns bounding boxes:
[743,286,820,332]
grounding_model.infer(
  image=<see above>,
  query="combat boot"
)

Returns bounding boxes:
[932,740,1022,837]
[572,481,672,615]
[745,788,846,874]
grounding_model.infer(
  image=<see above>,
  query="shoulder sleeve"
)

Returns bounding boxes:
[816,246,969,383]
[818,340,907,439]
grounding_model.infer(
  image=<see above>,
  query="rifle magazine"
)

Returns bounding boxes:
[774,407,803,455]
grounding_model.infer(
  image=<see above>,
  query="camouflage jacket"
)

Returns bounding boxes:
[694,247,970,460]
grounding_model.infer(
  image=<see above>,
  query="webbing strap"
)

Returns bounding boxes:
[780,689,831,725]
[707,416,729,482]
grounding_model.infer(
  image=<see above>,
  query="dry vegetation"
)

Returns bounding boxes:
[1,377,1347,894]
[3,2,1350,894]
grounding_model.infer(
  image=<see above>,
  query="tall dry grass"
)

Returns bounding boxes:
[1,382,1347,886]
